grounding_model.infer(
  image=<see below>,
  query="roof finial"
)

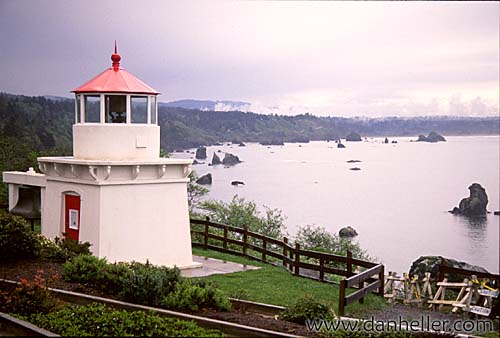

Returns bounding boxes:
[111,40,121,71]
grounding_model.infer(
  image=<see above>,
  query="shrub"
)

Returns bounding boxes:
[119,262,182,307]
[38,236,92,262]
[62,254,107,283]
[0,210,40,259]
[279,295,334,324]
[162,280,231,312]
[0,271,59,316]
[22,302,225,337]
[199,195,287,238]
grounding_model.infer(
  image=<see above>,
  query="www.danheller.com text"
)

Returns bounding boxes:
[305,316,495,334]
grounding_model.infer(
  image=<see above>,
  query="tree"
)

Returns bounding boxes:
[187,171,208,213]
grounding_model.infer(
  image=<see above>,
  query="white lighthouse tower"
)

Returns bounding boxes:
[3,45,197,268]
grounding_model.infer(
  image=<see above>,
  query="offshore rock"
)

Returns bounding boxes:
[195,147,207,159]
[196,173,212,185]
[211,153,222,165]
[222,153,242,166]
[345,132,362,142]
[339,226,358,238]
[450,183,488,216]
[231,181,245,186]
[416,131,446,143]
[409,256,489,281]
[337,143,346,148]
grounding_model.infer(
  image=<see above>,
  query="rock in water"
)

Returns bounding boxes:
[345,132,362,142]
[339,226,358,238]
[211,153,222,165]
[416,131,446,143]
[196,173,212,185]
[349,167,361,171]
[409,256,489,281]
[494,211,500,216]
[337,143,346,148]
[231,181,245,186]
[195,147,207,159]
[450,183,488,216]
[222,153,241,166]
[384,137,389,144]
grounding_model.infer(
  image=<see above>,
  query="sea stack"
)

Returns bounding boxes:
[450,183,488,216]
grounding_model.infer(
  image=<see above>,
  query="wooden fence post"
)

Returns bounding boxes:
[262,239,267,262]
[242,224,248,257]
[204,218,209,250]
[283,237,288,268]
[294,243,300,276]
[378,265,385,297]
[319,258,325,281]
[223,225,228,250]
[339,279,346,316]
[347,250,353,275]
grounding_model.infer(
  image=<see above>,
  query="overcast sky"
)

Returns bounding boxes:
[0,0,498,117]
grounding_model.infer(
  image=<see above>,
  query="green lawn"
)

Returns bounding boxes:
[192,248,386,317]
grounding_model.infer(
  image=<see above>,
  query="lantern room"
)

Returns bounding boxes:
[71,43,161,161]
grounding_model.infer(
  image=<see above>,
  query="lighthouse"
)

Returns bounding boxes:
[3,45,198,268]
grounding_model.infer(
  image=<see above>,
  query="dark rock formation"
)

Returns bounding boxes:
[337,143,346,148]
[195,147,207,159]
[192,160,203,165]
[391,140,398,144]
[339,226,358,238]
[231,181,245,186]
[409,256,489,281]
[347,160,362,163]
[384,137,389,144]
[222,153,242,166]
[196,173,212,185]
[345,132,362,142]
[211,153,222,165]
[238,142,246,147]
[494,211,500,216]
[416,131,446,143]
[349,167,361,171]
[450,183,488,216]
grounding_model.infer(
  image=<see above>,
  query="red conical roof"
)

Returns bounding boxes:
[72,43,159,95]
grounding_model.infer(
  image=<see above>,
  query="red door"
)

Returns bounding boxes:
[64,194,80,241]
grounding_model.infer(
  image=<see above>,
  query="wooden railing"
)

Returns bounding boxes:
[438,260,500,283]
[190,218,384,315]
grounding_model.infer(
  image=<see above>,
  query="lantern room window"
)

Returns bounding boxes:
[131,96,148,124]
[84,95,100,123]
[150,96,157,124]
[105,95,127,123]
[75,95,81,123]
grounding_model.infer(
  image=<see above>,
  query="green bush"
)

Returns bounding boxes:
[95,262,131,294]
[37,236,92,262]
[279,295,334,324]
[162,280,231,312]
[0,210,41,259]
[119,262,182,307]
[199,195,287,238]
[62,254,107,283]
[22,302,225,337]
[0,273,59,316]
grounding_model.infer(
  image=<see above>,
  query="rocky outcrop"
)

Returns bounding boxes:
[211,153,222,165]
[195,147,207,159]
[349,167,361,171]
[337,143,346,149]
[339,226,358,238]
[222,153,241,166]
[196,173,212,185]
[391,140,398,144]
[231,181,245,186]
[260,139,285,146]
[416,131,446,143]
[384,137,389,144]
[409,256,489,281]
[347,160,362,163]
[345,132,362,142]
[494,211,500,216]
[238,142,246,147]
[450,183,488,216]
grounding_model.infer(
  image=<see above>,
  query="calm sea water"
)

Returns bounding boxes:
[173,136,500,274]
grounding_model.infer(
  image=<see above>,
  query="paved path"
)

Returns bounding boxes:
[181,255,260,278]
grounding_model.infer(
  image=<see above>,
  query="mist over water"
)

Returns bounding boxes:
[174,136,499,273]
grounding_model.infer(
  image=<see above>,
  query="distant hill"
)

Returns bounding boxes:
[160,99,250,111]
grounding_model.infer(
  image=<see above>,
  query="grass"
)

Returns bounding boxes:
[191,248,387,317]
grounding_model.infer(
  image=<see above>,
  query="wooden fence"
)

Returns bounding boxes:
[190,218,384,316]
[438,262,500,283]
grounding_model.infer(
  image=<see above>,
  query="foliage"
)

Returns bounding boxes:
[0,271,60,316]
[295,224,373,262]
[95,262,132,294]
[0,210,40,259]
[199,195,286,238]
[39,236,92,262]
[159,148,170,158]
[21,302,225,337]
[279,295,334,324]
[62,255,107,283]
[162,279,231,312]
[187,171,209,213]
[118,262,182,307]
